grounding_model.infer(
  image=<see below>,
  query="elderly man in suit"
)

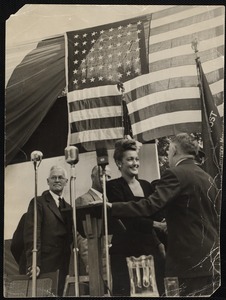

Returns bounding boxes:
[76,165,111,206]
[75,165,111,273]
[108,133,221,296]
[22,165,73,296]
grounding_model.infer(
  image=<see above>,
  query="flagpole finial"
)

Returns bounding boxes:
[117,81,125,93]
[191,37,199,53]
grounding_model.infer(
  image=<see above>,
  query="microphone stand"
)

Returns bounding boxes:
[101,166,111,295]
[70,164,80,297]
[31,155,42,297]
[65,146,79,297]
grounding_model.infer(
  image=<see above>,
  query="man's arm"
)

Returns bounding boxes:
[111,169,181,218]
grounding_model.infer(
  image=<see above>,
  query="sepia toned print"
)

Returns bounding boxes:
[4,4,224,297]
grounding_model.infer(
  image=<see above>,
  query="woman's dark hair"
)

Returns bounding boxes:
[113,139,137,162]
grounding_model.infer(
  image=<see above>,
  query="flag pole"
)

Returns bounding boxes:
[117,82,133,139]
[191,38,208,122]
[191,38,222,186]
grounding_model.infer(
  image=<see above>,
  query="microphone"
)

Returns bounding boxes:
[65,146,79,165]
[95,141,109,168]
[30,151,43,162]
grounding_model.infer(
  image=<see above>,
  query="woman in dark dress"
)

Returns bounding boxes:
[106,139,166,296]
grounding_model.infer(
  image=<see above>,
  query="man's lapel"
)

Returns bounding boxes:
[45,192,64,223]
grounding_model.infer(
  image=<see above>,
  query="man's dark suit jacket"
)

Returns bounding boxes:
[76,188,102,206]
[21,190,73,294]
[111,159,220,278]
[75,189,102,271]
[11,213,26,265]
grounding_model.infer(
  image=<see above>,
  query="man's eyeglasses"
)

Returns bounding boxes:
[49,176,67,181]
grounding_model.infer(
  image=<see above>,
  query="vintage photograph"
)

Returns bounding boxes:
[4,4,224,297]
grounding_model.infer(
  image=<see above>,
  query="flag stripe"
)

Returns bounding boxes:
[214,92,224,107]
[70,116,122,132]
[127,81,223,115]
[149,36,224,63]
[132,98,201,124]
[70,127,123,144]
[151,6,193,21]
[124,58,223,93]
[132,111,202,135]
[68,95,122,111]
[218,103,224,117]
[69,105,122,122]
[210,79,224,96]
[149,49,224,75]
[150,26,223,55]
[136,122,201,143]
[67,84,120,102]
[127,87,200,114]
[151,6,222,28]
[150,7,223,35]
[150,15,223,45]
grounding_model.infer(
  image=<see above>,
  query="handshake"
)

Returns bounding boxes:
[88,200,112,208]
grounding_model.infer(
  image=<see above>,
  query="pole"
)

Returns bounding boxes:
[191,38,204,103]
[65,146,80,296]
[117,81,133,139]
[191,38,221,182]
[31,163,38,297]
[30,151,43,297]
[70,165,80,297]
[102,167,111,295]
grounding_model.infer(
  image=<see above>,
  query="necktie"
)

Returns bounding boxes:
[58,197,65,211]
[58,198,69,226]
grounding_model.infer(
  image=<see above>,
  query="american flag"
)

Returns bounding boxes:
[65,6,224,149]
[123,5,224,142]
[65,15,151,150]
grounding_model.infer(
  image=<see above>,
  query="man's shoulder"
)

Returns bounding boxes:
[75,189,94,206]
[173,160,197,174]
[38,190,50,200]
[76,189,92,199]
[163,162,197,181]
[32,190,52,205]
[28,190,49,203]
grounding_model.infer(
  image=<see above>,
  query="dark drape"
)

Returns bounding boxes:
[5,35,66,165]
[9,96,69,165]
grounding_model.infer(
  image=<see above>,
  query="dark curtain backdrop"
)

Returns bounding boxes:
[5,35,66,165]
[10,96,68,164]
